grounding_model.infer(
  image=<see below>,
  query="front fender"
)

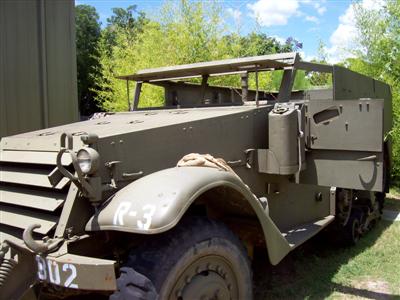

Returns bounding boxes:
[85,167,291,265]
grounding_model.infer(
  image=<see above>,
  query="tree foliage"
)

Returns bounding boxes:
[102,5,147,55]
[307,41,331,87]
[75,4,102,116]
[349,0,400,182]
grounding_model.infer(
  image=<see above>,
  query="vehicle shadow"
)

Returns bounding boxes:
[253,220,399,300]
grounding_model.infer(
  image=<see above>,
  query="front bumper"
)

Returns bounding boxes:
[35,253,117,291]
[0,241,117,299]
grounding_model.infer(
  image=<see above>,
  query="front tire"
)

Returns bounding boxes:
[112,217,253,300]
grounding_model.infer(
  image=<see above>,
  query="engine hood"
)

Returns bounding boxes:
[0,106,255,152]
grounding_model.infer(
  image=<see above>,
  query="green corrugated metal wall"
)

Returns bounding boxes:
[0,0,78,138]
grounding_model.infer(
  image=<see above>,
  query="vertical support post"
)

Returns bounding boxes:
[126,80,131,111]
[278,68,297,102]
[132,81,142,111]
[200,75,209,104]
[39,0,49,127]
[255,68,259,107]
[241,73,248,103]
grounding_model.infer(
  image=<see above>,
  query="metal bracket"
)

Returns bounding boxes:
[0,243,9,260]
[227,159,242,167]
[227,149,255,169]
[330,187,336,216]
[105,161,121,188]
[258,197,269,211]
[122,171,144,180]
[60,132,73,150]
[245,149,255,169]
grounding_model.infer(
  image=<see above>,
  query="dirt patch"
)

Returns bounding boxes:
[333,278,392,299]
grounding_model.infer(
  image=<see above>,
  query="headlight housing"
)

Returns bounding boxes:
[77,148,100,175]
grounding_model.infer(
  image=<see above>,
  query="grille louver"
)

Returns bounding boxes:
[0,150,70,243]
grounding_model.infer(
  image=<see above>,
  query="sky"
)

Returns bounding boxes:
[76,0,381,63]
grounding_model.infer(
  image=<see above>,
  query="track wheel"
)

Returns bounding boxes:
[343,211,363,246]
[111,217,253,300]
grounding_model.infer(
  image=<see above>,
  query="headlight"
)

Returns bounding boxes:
[77,148,100,175]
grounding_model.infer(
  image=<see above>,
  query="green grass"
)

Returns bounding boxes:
[387,187,400,211]
[390,186,400,196]
[254,211,400,299]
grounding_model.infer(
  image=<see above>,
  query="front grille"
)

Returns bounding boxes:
[0,150,71,244]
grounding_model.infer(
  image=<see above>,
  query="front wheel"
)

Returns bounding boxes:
[111,217,253,300]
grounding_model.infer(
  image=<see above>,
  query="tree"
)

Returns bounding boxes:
[102,5,147,55]
[76,4,102,116]
[307,41,331,87]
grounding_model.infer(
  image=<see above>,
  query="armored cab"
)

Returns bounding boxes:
[0,52,392,299]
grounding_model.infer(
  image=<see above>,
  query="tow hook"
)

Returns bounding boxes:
[23,224,63,255]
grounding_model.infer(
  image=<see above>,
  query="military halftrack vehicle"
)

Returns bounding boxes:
[0,52,392,299]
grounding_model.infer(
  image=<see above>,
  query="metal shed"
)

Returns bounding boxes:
[0,0,78,138]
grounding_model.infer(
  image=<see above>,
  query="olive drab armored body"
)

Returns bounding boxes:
[0,52,392,299]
